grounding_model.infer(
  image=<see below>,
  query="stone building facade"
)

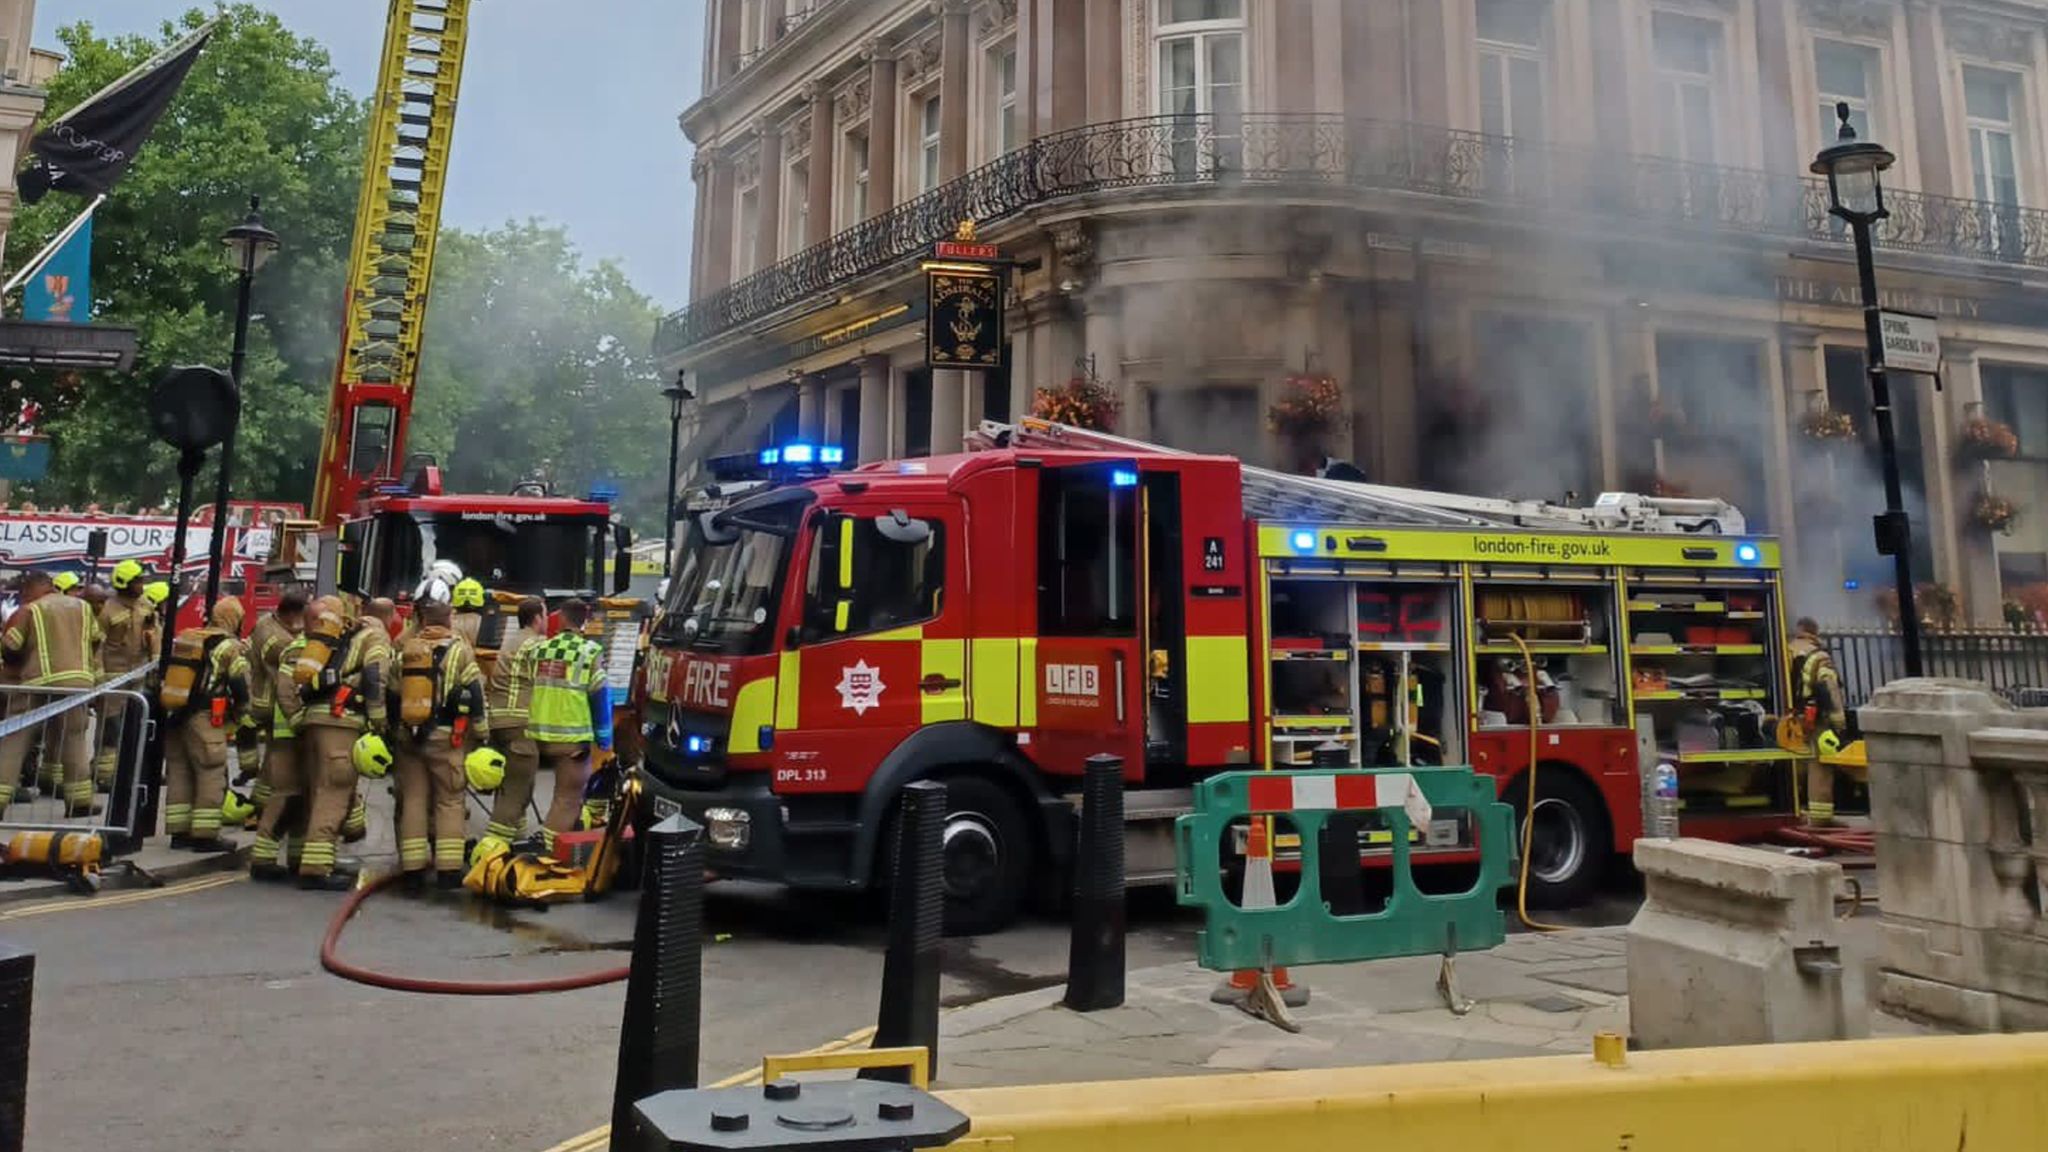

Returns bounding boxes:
[664,0,2048,622]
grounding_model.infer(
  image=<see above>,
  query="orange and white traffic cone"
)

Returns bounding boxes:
[1211,815,1308,1029]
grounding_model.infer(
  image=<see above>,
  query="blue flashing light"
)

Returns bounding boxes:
[759,447,782,466]
[820,446,846,466]
[1290,530,1317,554]
[1844,579,1862,591]
[1734,542,1762,566]
[587,484,619,504]
[1111,468,1139,488]
[685,735,710,755]
[783,443,817,465]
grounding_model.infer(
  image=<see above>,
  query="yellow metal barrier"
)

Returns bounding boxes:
[939,1035,2048,1152]
[761,1046,931,1090]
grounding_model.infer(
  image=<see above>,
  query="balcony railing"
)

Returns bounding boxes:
[659,114,2048,357]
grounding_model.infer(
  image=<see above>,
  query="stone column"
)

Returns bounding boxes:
[689,155,712,300]
[1009,297,1038,421]
[1275,0,1318,115]
[1309,0,1346,116]
[888,363,913,458]
[1944,345,2001,619]
[823,382,847,445]
[764,0,786,44]
[1346,0,1406,117]
[1369,285,1419,484]
[1761,332,1798,556]
[1084,0,1122,124]
[1080,289,1125,431]
[717,0,743,81]
[1015,0,1040,141]
[797,374,825,439]
[1589,0,1634,151]
[1754,0,1800,174]
[1038,0,1087,133]
[806,82,836,245]
[754,122,783,272]
[940,0,972,180]
[858,354,892,463]
[868,43,900,214]
[1781,326,1834,585]
[930,370,968,455]
[1906,0,1956,197]
[701,152,735,292]
[1405,0,1451,128]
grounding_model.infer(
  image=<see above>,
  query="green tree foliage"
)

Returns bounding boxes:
[7,6,667,530]
[7,5,362,507]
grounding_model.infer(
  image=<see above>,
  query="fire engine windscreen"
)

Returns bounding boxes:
[368,511,605,599]
[660,500,801,656]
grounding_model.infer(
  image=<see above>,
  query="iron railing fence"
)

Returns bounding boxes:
[659,114,2048,356]
[1829,625,2048,712]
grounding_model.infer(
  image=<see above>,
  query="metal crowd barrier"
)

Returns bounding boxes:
[0,669,154,852]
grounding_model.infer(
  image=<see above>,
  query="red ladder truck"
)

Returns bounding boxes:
[637,420,1794,934]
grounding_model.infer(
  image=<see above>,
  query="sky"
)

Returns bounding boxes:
[36,0,704,310]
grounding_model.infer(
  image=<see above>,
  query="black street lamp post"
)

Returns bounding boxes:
[202,195,280,615]
[662,376,692,577]
[1812,102,1924,677]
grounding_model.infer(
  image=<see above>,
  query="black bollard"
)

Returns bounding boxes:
[0,938,30,1152]
[1065,754,1126,1012]
[865,780,945,1085]
[610,814,704,1152]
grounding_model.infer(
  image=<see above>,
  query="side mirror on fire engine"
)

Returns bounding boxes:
[612,522,633,595]
[699,510,739,547]
[875,510,932,546]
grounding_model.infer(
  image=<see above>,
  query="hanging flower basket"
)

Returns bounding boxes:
[1957,416,2020,463]
[1032,374,1119,430]
[1876,582,1963,629]
[2006,582,2048,630]
[1267,373,1348,440]
[1972,489,2019,534]
[1800,406,1857,443]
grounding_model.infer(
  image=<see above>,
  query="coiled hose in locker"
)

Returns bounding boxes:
[1508,633,1567,933]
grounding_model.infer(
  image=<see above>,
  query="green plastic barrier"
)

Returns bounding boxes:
[1174,767,1515,973]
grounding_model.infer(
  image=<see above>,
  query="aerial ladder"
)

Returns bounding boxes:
[310,0,473,524]
[969,418,1748,536]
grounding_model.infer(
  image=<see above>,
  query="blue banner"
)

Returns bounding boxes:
[0,437,50,482]
[24,215,90,324]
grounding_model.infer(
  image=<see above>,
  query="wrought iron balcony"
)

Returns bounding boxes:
[658,114,2048,358]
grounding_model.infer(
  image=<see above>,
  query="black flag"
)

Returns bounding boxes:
[18,22,214,204]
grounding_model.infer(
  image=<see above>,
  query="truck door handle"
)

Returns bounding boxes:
[919,674,963,693]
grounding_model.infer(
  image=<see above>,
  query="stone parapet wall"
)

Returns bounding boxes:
[1862,679,2048,1031]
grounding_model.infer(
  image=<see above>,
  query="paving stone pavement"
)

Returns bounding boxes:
[933,915,1933,1090]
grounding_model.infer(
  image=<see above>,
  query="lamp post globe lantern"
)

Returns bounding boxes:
[221,200,281,276]
[1811,100,1896,224]
[201,194,282,614]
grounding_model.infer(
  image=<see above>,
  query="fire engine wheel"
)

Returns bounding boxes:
[1510,769,1610,909]
[882,775,1032,937]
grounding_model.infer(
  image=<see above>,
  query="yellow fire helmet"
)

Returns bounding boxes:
[464,746,507,792]
[50,572,79,593]
[220,791,257,825]
[110,559,145,590]
[1816,729,1844,758]
[352,732,393,779]
[451,578,486,610]
[468,834,511,871]
[143,581,172,607]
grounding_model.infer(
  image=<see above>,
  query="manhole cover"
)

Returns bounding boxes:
[1522,995,1586,1014]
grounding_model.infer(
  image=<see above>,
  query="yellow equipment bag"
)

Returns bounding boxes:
[159,630,226,715]
[397,635,448,730]
[3,831,104,893]
[294,614,352,690]
[462,841,590,906]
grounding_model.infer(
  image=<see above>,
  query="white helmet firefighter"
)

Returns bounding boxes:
[414,559,463,606]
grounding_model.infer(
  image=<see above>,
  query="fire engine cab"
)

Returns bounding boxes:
[640,419,1793,934]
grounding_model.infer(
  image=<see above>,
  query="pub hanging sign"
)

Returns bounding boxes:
[924,220,1005,371]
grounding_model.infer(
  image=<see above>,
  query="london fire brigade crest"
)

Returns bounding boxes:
[837,660,885,715]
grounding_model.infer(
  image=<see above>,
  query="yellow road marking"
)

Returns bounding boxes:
[542,1025,881,1152]
[0,871,246,920]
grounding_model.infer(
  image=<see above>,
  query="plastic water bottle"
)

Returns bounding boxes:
[1649,762,1681,839]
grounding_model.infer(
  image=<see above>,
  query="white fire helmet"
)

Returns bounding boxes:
[415,559,463,605]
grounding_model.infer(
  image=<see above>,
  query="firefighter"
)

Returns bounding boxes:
[250,601,323,881]
[0,571,103,815]
[50,572,79,594]
[480,597,547,854]
[451,578,487,650]
[527,598,612,857]
[389,599,484,888]
[1790,617,1849,827]
[291,598,387,890]
[159,599,249,851]
[93,559,159,790]
[241,591,308,819]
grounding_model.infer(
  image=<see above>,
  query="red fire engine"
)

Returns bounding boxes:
[638,420,1795,934]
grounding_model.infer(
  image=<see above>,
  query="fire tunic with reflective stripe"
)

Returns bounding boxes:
[4,593,100,687]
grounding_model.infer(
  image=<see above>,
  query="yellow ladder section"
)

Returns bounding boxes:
[314,0,471,512]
